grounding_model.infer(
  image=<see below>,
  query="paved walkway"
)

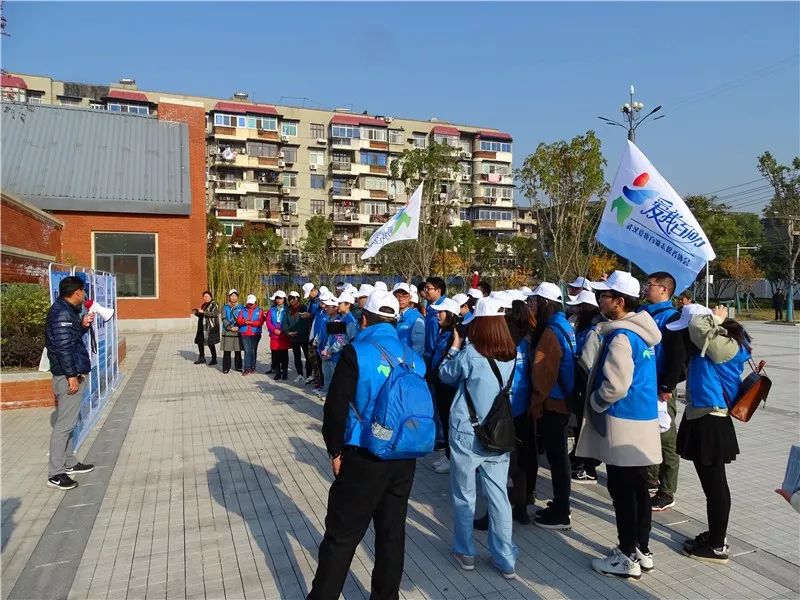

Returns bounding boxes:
[2,323,798,599]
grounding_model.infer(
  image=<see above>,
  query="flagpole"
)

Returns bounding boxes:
[705,261,710,306]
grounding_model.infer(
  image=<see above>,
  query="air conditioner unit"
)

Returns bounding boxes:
[282,187,291,194]
[281,135,289,142]
[461,152,472,159]
[388,193,395,200]
[278,160,286,167]
[316,137,327,144]
[278,151,285,159]
[282,214,290,222]
[309,164,318,171]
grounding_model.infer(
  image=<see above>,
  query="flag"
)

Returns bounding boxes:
[361,183,423,260]
[596,140,716,293]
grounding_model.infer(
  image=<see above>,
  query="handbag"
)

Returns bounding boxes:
[721,359,771,422]
[463,358,516,453]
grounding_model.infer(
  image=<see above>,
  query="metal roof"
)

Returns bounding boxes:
[1,102,191,215]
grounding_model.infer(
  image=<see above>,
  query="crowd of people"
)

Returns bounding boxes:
[186,269,757,597]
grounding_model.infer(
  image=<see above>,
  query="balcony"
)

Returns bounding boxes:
[332,235,367,249]
[257,182,282,194]
[330,160,355,175]
[250,129,280,142]
[213,180,245,194]
[471,219,516,231]
[330,186,358,201]
[471,196,514,208]
[476,173,514,186]
[330,137,354,149]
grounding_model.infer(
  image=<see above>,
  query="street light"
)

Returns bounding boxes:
[597,84,664,143]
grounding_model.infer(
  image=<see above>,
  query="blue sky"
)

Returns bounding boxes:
[3,1,798,213]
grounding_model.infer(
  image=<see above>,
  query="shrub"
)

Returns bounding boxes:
[1,283,51,368]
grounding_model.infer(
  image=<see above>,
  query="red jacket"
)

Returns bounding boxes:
[265,306,292,351]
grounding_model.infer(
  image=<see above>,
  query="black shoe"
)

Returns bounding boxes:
[473,515,489,531]
[684,540,730,564]
[66,462,94,475]
[235,367,243,372]
[274,373,283,381]
[536,503,572,517]
[208,360,218,366]
[512,505,531,525]
[193,358,206,365]
[47,474,77,490]
[682,531,709,554]
[223,369,230,374]
[534,508,571,530]
[265,368,274,374]
[651,492,675,512]
[647,479,660,494]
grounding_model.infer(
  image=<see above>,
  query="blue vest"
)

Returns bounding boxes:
[223,303,243,325]
[545,312,577,401]
[269,306,285,330]
[687,345,750,410]
[431,329,453,373]
[592,329,658,420]
[510,337,532,417]
[344,324,427,449]
[326,311,358,365]
[424,296,447,356]
[239,306,264,336]
[397,307,423,348]
[309,297,321,317]
[639,301,679,383]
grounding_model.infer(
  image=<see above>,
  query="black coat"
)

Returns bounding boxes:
[45,297,91,377]
[194,300,220,346]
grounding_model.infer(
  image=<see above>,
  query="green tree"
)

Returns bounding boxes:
[516,131,609,283]
[300,215,343,285]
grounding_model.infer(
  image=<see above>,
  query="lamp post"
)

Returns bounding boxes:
[598,85,664,144]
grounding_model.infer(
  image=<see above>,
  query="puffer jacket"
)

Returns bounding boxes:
[45,297,91,377]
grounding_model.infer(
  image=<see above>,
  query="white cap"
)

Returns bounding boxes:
[363,289,400,319]
[319,285,330,295]
[508,290,527,303]
[392,282,411,295]
[666,303,713,331]
[228,289,239,297]
[246,294,257,305]
[520,286,533,295]
[270,290,287,300]
[302,282,315,298]
[452,293,469,307]
[343,283,358,294]
[591,271,641,297]
[568,276,593,291]
[532,282,563,303]
[336,291,355,305]
[473,297,507,318]
[410,291,419,304]
[322,296,338,307]
[489,291,514,309]
[566,289,599,308]
[467,288,484,299]
[409,284,418,293]
[374,281,388,292]
[428,297,461,316]
[357,283,374,298]
[288,291,300,298]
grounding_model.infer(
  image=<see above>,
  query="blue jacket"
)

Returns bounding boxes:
[544,312,577,401]
[424,296,447,357]
[510,337,532,417]
[439,344,515,435]
[45,297,91,377]
[309,297,321,318]
[431,329,454,374]
[344,323,426,449]
[323,311,358,365]
[397,307,425,355]
[311,310,329,348]
[639,301,679,382]
[687,345,750,410]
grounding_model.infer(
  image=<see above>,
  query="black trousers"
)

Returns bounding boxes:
[293,342,310,377]
[775,307,784,320]
[222,351,242,372]
[533,411,572,516]
[197,343,216,362]
[272,349,289,376]
[433,381,456,458]
[309,448,416,600]
[606,465,652,556]
[510,413,537,507]
[694,461,731,548]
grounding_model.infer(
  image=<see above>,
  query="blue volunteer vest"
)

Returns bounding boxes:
[397,307,423,348]
[424,297,446,356]
[239,306,264,336]
[510,337,532,417]
[545,312,577,401]
[687,345,750,410]
[431,329,453,372]
[327,311,358,365]
[223,303,243,326]
[639,301,679,383]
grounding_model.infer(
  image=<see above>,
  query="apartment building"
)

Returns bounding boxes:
[2,72,528,272]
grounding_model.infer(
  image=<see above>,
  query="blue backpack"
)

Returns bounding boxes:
[360,341,436,460]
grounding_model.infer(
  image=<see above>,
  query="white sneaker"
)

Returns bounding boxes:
[434,457,450,474]
[635,547,654,572]
[592,547,641,580]
[294,375,304,383]
[304,376,314,384]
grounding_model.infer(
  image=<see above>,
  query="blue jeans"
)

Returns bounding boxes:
[241,335,261,371]
[449,429,517,572]
[322,359,336,394]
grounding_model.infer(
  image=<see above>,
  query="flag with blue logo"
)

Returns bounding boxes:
[361,183,423,260]
[596,141,715,293]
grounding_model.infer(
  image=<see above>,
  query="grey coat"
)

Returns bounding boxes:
[221,303,243,352]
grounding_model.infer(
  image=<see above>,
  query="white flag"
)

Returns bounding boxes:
[361,183,423,260]
[596,141,715,293]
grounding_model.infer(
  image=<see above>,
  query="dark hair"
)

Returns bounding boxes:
[604,291,639,312]
[364,309,397,327]
[202,290,212,297]
[530,297,562,347]
[469,315,516,361]
[466,295,478,311]
[505,300,531,345]
[679,290,693,301]
[438,311,459,332]
[59,276,85,298]
[425,276,446,296]
[575,305,601,334]
[720,319,752,353]
[648,272,676,296]
[477,280,492,296]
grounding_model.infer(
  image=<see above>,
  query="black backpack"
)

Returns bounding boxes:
[463,358,516,453]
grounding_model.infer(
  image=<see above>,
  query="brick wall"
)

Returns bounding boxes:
[1,193,63,284]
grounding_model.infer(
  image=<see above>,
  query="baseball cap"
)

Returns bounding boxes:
[322,296,339,307]
[409,284,418,293]
[452,293,469,307]
[666,303,713,331]
[410,291,419,304]
[428,297,461,316]
[592,271,641,297]
[246,294,257,305]
[363,290,400,319]
[357,283,374,298]
[520,286,533,296]
[302,282,315,298]
[392,282,411,295]
[568,276,593,291]
[343,283,358,294]
[270,290,287,300]
[374,281,388,292]
[473,297,507,318]
[566,289,599,307]
[508,290,527,303]
[532,282,563,303]
[336,291,355,305]
[319,285,330,295]
[466,288,484,299]
[228,289,239,297]
[288,291,300,298]
[489,291,514,309]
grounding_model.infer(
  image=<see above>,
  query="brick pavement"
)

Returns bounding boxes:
[2,323,798,599]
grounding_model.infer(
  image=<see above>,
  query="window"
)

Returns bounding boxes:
[221,222,243,237]
[214,113,240,127]
[311,199,326,215]
[360,152,387,166]
[460,209,470,220]
[245,115,278,131]
[282,200,297,214]
[482,186,513,200]
[282,147,298,163]
[27,92,43,104]
[246,141,279,157]
[479,140,512,153]
[310,174,326,189]
[310,123,325,140]
[363,201,388,215]
[332,178,351,193]
[94,233,156,298]
[2,87,26,102]
[108,102,149,115]
[282,172,298,188]
[482,163,509,175]
[476,209,513,221]
[331,125,359,139]
[309,149,326,166]
[281,121,298,137]
[361,127,387,142]
[363,176,388,191]
[389,180,406,198]
[459,139,472,154]
[433,134,459,147]
[388,129,404,145]
[89,102,105,110]
[59,96,82,107]
[412,133,427,148]
[460,184,472,199]
[255,170,280,184]
[459,163,473,176]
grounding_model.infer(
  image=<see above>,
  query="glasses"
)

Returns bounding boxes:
[598,292,615,300]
